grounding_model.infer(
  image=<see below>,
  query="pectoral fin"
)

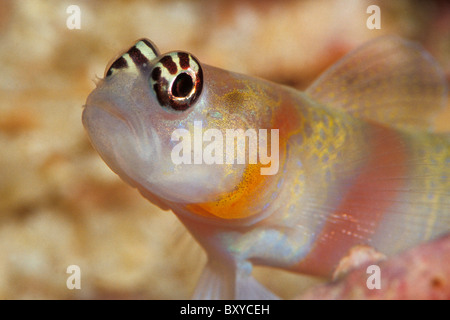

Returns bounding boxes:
[192,261,234,300]
[192,260,279,300]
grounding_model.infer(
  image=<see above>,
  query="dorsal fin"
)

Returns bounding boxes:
[306,36,448,131]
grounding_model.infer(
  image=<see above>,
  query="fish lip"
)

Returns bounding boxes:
[83,100,134,132]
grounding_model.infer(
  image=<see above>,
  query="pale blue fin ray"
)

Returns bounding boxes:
[192,261,279,299]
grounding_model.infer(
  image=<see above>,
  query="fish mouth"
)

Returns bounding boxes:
[82,98,136,137]
[83,99,128,125]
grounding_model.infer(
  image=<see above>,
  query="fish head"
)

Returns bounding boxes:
[82,39,253,209]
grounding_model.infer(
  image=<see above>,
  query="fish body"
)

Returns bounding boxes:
[83,36,449,299]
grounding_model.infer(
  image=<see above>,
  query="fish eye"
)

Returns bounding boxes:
[150,51,203,111]
[104,38,160,78]
[172,73,194,98]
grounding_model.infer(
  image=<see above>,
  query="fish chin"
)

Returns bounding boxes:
[83,103,240,205]
[82,102,157,184]
[142,163,244,204]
